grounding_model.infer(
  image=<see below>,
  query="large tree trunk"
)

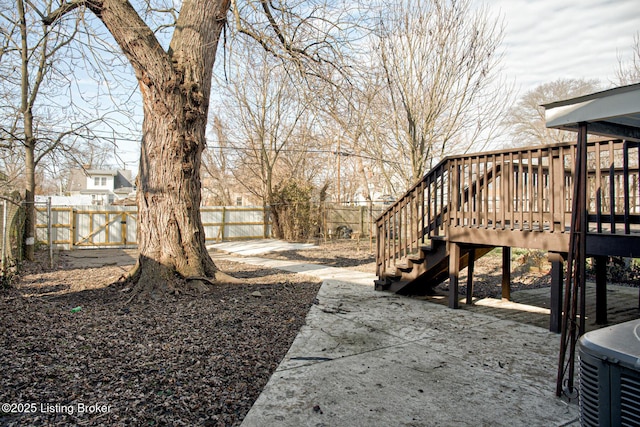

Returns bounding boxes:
[131,81,217,294]
[84,0,231,297]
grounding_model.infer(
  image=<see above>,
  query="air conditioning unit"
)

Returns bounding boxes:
[578,318,640,427]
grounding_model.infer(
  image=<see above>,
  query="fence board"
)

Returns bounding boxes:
[35,204,379,250]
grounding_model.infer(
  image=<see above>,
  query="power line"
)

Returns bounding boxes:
[205,145,402,165]
[7,126,402,165]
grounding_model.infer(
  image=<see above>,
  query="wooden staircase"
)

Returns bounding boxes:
[375,139,640,309]
[374,239,493,295]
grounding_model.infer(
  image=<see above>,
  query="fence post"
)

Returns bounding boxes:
[2,200,6,273]
[121,213,128,245]
[220,206,226,241]
[48,197,53,268]
[263,205,269,238]
[70,206,75,250]
[369,201,374,253]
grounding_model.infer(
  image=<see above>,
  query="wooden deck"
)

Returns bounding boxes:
[375,138,640,314]
[420,283,640,333]
[374,85,640,398]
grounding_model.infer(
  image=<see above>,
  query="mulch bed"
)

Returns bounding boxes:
[0,255,321,426]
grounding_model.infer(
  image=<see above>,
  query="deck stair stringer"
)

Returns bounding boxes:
[375,239,494,296]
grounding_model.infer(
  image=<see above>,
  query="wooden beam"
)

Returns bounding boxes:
[449,242,460,309]
[447,227,570,253]
[466,248,476,305]
[548,252,565,333]
[501,246,511,301]
[594,256,608,325]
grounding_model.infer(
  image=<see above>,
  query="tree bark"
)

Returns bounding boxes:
[83,0,231,295]
[18,0,35,261]
[23,145,36,262]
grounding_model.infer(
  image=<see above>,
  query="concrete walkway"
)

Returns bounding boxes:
[208,240,579,427]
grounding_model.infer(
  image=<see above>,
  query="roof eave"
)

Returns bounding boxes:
[544,83,640,142]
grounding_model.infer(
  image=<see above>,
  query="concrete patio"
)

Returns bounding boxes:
[208,240,580,427]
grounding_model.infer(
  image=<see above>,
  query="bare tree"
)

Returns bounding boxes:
[215,44,320,238]
[48,0,232,293]
[374,0,509,185]
[201,115,234,206]
[505,78,602,146]
[43,0,358,296]
[0,0,134,260]
[616,31,640,85]
[313,67,377,203]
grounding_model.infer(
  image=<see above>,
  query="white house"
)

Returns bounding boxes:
[67,167,135,206]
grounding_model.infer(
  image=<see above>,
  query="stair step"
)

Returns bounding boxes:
[374,279,390,291]
[382,270,401,280]
[377,244,495,297]
[394,263,412,273]
[407,253,424,262]
[394,257,413,270]
[420,238,446,253]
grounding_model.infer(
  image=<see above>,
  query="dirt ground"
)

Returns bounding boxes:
[0,240,552,426]
[259,240,553,298]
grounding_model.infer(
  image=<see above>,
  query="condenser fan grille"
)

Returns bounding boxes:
[579,355,600,427]
[620,369,640,427]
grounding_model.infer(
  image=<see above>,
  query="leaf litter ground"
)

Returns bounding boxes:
[0,240,555,426]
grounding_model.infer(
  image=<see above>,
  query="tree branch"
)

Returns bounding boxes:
[42,0,84,26]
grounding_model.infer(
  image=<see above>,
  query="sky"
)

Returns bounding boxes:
[484,0,640,97]
[107,0,640,171]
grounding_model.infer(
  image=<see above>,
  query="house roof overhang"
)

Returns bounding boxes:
[79,190,111,195]
[86,169,118,176]
[543,83,640,141]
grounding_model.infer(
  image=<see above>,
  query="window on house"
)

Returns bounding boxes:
[101,177,107,186]
[236,196,243,206]
[94,177,100,186]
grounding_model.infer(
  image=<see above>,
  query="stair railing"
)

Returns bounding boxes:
[375,159,449,278]
[375,139,639,281]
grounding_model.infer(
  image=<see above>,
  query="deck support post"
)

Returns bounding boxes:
[595,256,608,325]
[449,242,460,309]
[549,252,565,333]
[501,246,511,301]
[466,248,476,305]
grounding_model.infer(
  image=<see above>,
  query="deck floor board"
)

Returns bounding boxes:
[421,282,640,332]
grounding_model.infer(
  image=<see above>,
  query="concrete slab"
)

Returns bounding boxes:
[208,239,316,256]
[60,248,137,268]
[208,241,579,427]
[241,279,578,427]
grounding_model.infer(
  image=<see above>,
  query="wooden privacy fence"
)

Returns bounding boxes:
[324,204,386,238]
[35,206,272,250]
[35,204,387,250]
[36,205,137,249]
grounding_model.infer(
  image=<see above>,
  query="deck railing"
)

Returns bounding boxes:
[376,139,640,278]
